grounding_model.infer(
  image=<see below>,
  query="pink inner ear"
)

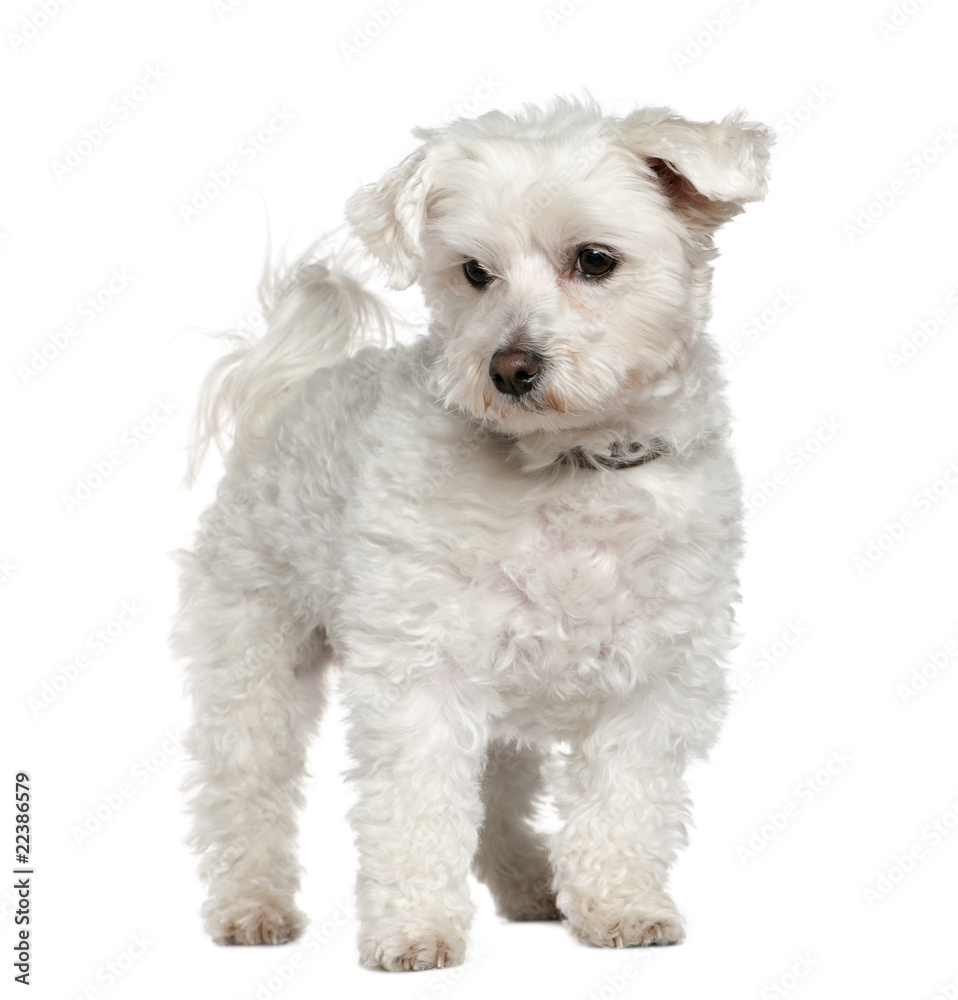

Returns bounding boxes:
[646,157,689,197]
[645,156,743,235]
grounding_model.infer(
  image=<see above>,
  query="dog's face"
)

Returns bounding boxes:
[348,101,771,437]
[415,143,698,437]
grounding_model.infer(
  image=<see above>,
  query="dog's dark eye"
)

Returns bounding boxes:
[463,259,493,289]
[576,248,617,278]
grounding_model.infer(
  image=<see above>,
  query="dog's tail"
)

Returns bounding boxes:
[185,239,395,485]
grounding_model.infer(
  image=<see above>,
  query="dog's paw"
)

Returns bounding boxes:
[561,891,685,948]
[607,912,684,948]
[360,926,466,972]
[204,898,305,946]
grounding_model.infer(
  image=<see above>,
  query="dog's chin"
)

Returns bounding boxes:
[468,386,614,439]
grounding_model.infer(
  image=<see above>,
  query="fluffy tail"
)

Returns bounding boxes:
[185,240,395,484]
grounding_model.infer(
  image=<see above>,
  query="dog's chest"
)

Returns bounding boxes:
[432,463,666,706]
[486,488,652,625]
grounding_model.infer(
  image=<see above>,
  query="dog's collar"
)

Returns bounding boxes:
[556,438,671,471]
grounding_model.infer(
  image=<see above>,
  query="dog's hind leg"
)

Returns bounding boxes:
[473,739,559,921]
[175,562,329,945]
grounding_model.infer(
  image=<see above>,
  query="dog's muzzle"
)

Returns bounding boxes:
[489,348,542,397]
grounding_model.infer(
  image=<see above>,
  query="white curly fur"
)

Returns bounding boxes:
[173,96,772,970]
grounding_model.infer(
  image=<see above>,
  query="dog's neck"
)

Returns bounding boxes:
[555,438,671,471]
[507,335,729,474]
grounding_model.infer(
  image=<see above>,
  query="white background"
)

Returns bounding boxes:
[3,1,957,998]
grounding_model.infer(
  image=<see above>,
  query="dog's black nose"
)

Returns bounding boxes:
[489,349,541,396]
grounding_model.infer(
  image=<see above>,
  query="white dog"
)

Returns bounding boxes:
[174,97,771,972]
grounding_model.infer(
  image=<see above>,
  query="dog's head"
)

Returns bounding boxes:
[347,99,772,437]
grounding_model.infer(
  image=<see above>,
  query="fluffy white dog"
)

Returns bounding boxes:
[174,97,772,972]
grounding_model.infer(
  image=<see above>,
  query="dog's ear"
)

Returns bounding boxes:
[618,107,773,232]
[346,136,456,290]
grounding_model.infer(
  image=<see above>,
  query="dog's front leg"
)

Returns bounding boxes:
[551,707,691,948]
[343,669,487,972]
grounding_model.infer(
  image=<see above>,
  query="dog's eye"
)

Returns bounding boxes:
[463,259,493,289]
[576,248,617,278]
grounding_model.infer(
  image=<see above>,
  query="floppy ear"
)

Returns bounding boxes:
[618,107,773,232]
[345,135,458,290]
